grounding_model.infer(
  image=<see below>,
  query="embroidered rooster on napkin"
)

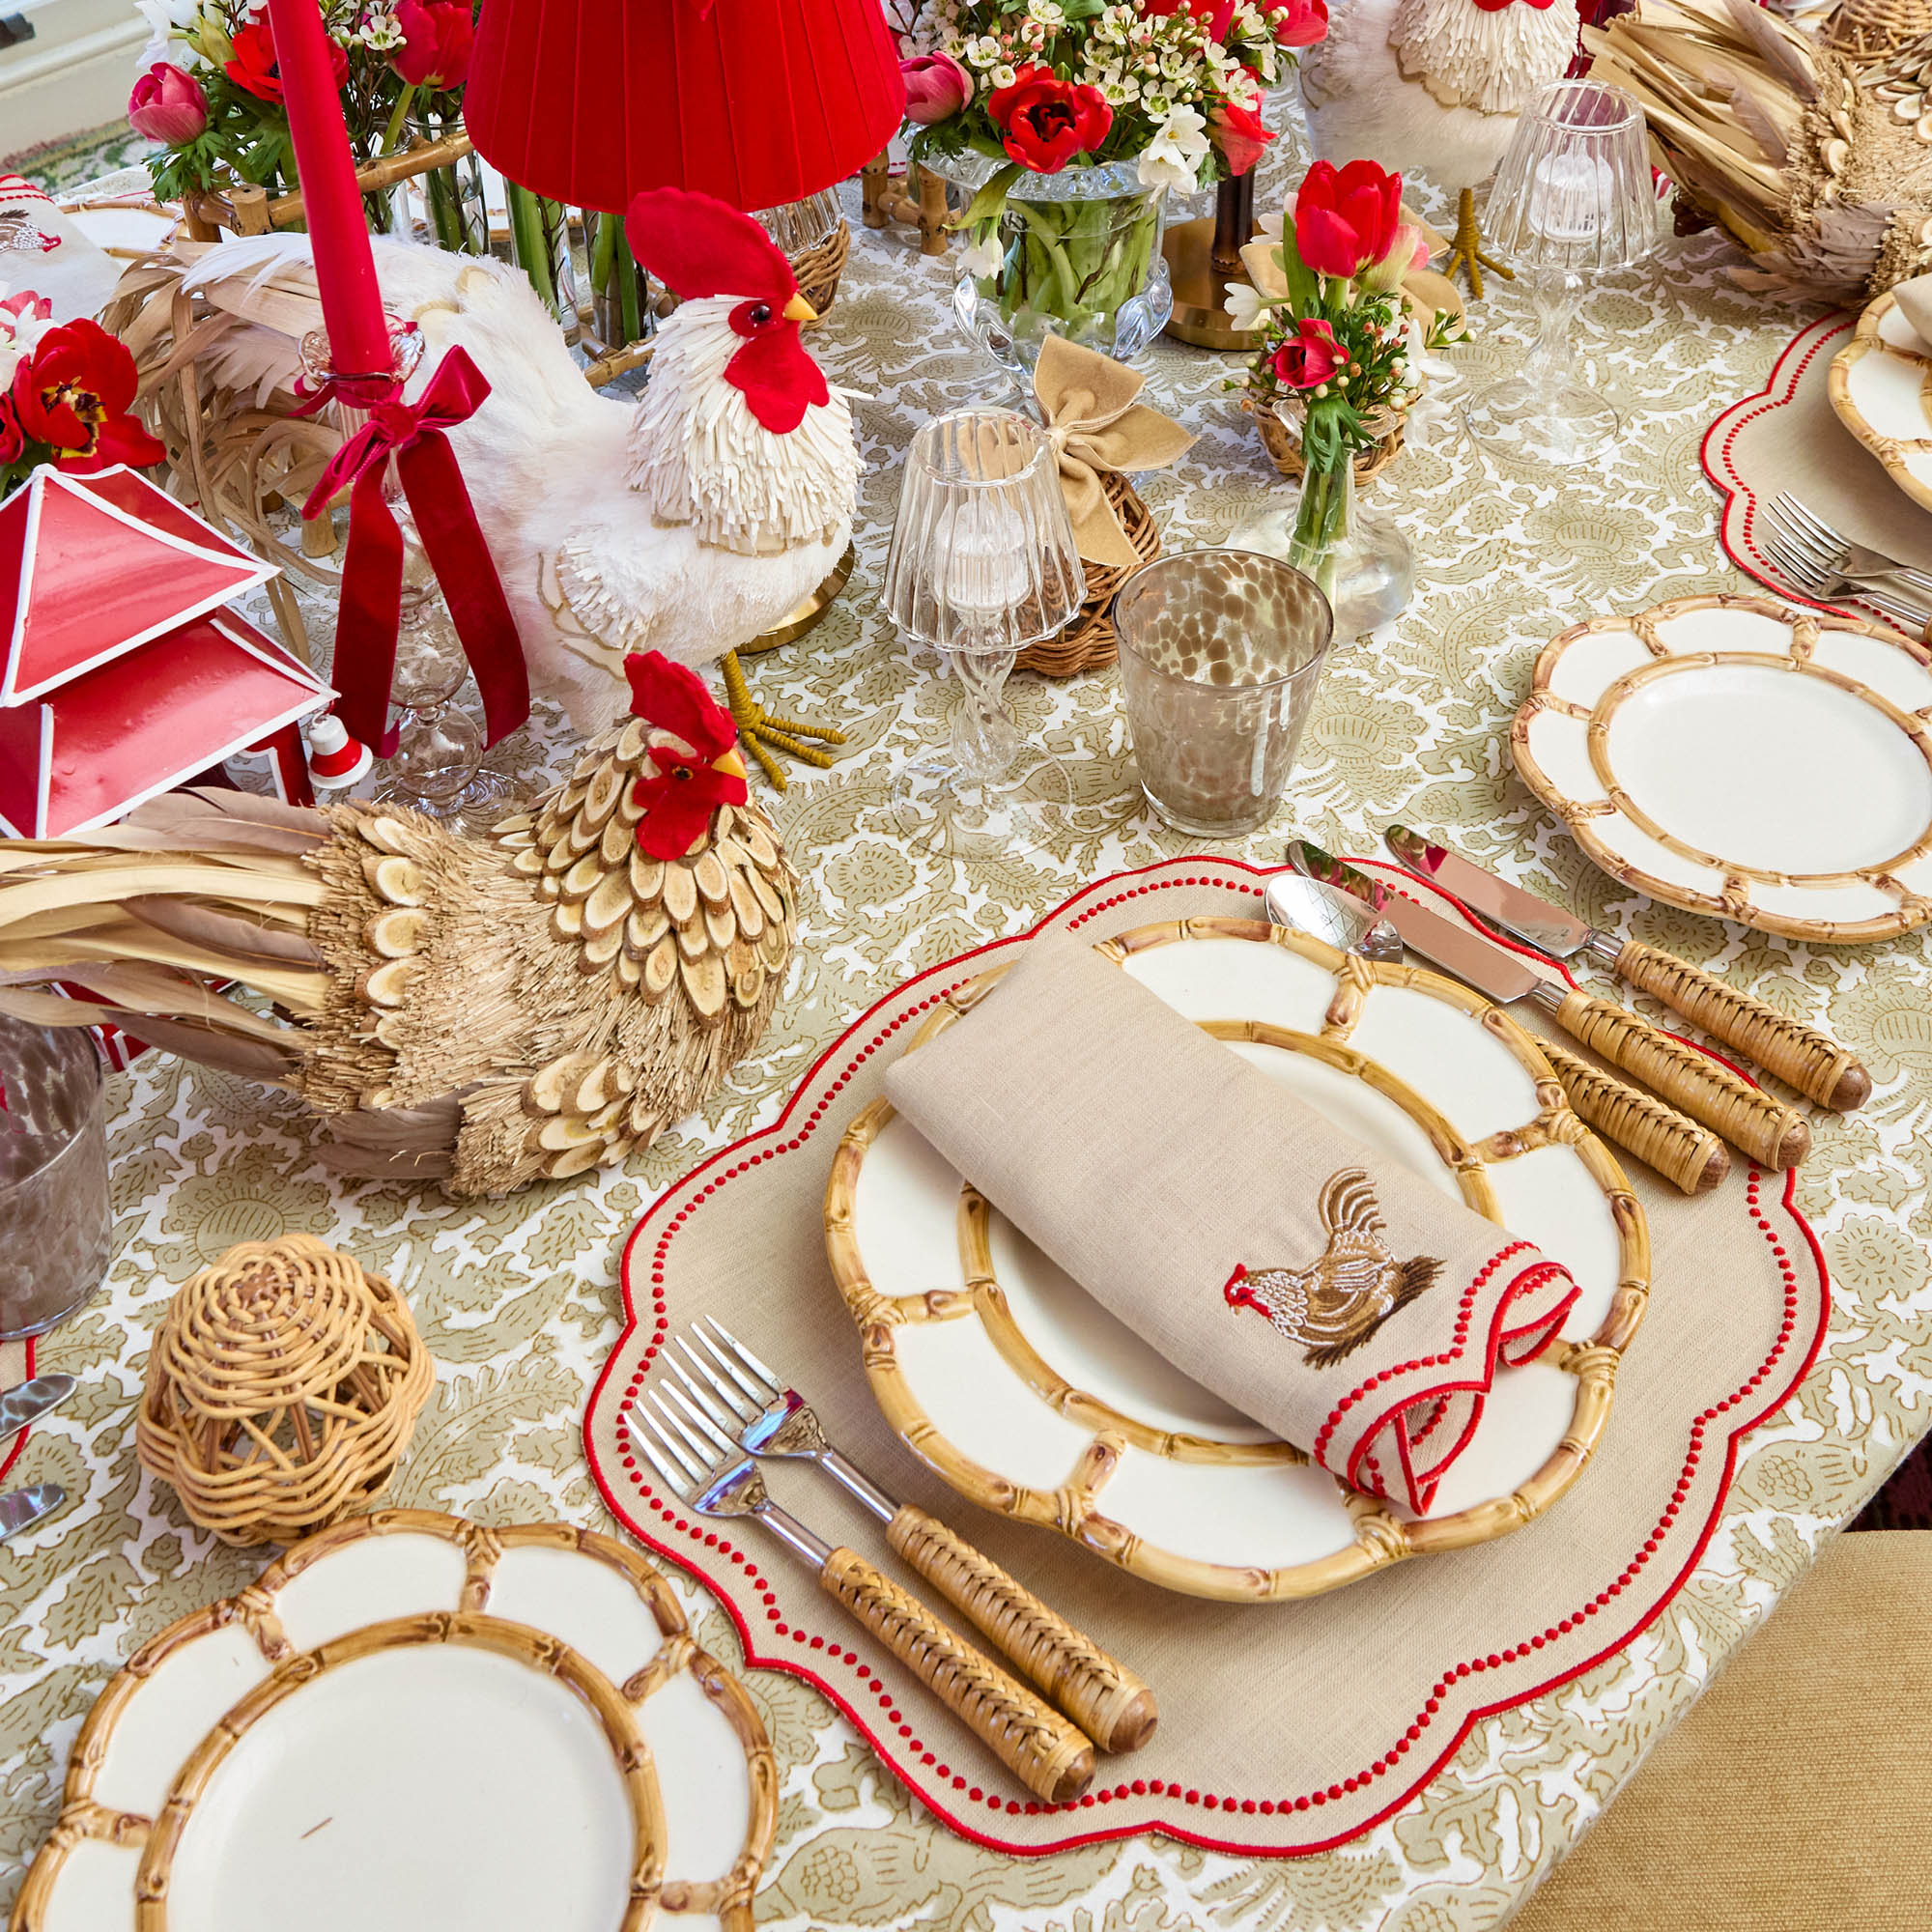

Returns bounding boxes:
[884,932,1580,1516]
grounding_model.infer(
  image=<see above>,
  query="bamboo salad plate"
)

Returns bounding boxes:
[824,919,1648,1605]
[1514,594,1932,944]
[1829,289,1932,514]
[11,1511,776,1932]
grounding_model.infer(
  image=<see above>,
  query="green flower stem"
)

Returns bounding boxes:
[379,83,417,160]
[506,181,555,311]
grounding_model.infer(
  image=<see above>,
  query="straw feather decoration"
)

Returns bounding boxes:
[1586,0,1932,303]
[0,657,796,1197]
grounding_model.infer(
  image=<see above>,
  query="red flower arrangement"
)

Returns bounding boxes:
[1293,158,1404,281]
[224,17,349,105]
[1,312,165,492]
[986,67,1114,174]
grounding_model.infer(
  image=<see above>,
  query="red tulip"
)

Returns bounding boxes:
[1208,96,1273,178]
[1293,158,1402,280]
[986,66,1113,173]
[0,396,22,468]
[1271,318,1348,389]
[10,320,165,473]
[225,18,348,104]
[1266,0,1330,47]
[901,52,973,125]
[393,0,473,90]
[128,63,209,145]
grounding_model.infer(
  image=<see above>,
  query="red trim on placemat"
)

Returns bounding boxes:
[1698,314,1894,624]
[0,1336,38,1485]
[582,859,1833,1859]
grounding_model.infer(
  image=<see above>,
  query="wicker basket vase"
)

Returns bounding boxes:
[1822,0,1932,58]
[137,1235,435,1548]
[1017,473,1161,677]
[1246,391,1406,486]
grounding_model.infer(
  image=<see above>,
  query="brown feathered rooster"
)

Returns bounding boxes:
[1586,0,1932,304]
[1223,1168,1442,1368]
[0,652,796,1197]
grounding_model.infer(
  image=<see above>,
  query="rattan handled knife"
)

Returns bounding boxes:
[1287,841,1810,1171]
[1384,827,1869,1113]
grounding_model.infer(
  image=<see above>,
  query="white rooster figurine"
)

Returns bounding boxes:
[160,189,859,779]
[1298,0,1580,292]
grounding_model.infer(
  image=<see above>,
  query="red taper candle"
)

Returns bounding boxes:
[265,0,390,379]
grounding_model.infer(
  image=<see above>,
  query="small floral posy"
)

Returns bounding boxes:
[128,0,471,210]
[0,294,165,495]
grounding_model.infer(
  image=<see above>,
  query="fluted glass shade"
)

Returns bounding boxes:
[883,412,1087,657]
[467,0,904,214]
[1484,81,1656,274]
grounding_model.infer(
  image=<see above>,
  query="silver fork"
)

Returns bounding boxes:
[1760,496,1932,627]
[625,1386,1094,1804]
[667,1319,1154,1754]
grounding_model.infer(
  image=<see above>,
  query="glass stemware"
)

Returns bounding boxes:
[881,410,1086,858]
[1463,80,1657,468]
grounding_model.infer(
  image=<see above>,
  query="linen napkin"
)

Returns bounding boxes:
[883,933,1580,1515]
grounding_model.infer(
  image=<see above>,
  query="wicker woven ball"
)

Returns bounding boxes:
[137,1235,434,1548]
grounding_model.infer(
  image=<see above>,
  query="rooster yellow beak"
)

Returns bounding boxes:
[714,749,749,783]
[781,293,817,324]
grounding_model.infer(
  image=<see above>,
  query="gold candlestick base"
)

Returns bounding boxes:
[1160,216,1256,353]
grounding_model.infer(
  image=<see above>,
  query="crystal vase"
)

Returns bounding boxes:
[1230,423,1413,640]
[936,156,1172,377]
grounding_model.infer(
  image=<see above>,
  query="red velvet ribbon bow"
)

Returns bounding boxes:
[301,346,528,757]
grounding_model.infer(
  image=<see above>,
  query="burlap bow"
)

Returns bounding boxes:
[1032,334,1194,571]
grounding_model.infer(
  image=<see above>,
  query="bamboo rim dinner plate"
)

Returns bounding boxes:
[11,1511,776,1932]
[1828,289,1932,515]
[1513,593,1932,944]
[824,919,1648,1605]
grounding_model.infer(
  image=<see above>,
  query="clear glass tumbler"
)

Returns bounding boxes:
[0,1014,110,1339]
[1113,550,1333,838]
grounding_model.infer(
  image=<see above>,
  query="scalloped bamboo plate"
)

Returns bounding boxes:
[1513,593,1932,944]
[11,1511,777,1932]
[1828,289,1932,514]
[824,919,1648,1605]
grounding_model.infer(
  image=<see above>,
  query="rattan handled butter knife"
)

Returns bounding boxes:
[1288,841,1811,1170]
[666,1320,1156,1754]
[1384,827,1869,1112]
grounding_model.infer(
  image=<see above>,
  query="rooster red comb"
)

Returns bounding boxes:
[624,188,799,305]
[624,651,737,760]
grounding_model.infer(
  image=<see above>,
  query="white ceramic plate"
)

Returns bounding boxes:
[1829,290,1932,513]
[14,1513,776,1932]
[824,920,1647,1604]
[1513,592,1932,943]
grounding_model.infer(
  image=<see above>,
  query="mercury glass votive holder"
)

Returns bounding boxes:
[0,1013,111,1339]
[1113,550,1333,838]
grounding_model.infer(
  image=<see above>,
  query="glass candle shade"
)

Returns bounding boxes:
[1113,550,1333,838]
[0,1014,110,1339]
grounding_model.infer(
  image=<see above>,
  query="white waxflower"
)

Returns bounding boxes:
[1136,104,1208,192]
[1027,0,1063,20]
[1223,281,1270,331]
[359,11,403,48]
[988,62,1017,87]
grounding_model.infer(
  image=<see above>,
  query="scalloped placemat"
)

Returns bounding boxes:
[583,859,1828,1858]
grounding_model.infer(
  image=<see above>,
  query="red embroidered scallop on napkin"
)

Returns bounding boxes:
[883,933,1580,1515]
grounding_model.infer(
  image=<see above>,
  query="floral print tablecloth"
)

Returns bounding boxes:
[2,154,1927,1932]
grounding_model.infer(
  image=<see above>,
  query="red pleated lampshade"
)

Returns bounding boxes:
[465,0,906,214]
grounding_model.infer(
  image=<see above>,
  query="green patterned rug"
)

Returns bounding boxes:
[2,120,156,191]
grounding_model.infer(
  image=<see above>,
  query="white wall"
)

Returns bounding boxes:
[1,0,148,158]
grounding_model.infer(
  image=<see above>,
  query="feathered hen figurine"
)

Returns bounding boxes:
[1587,0,1932,304]
[1299,0,1580,291]
[120,190,860,779]
[0,653,797,1197]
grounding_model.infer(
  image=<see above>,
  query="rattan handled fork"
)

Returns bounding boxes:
[627,1387,1094,1804]
[668,1320,1156,1754]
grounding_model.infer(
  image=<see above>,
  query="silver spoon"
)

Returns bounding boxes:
[1264,871,1402,962]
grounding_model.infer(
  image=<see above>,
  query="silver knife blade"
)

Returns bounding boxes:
[1284,840,1564,1007]
[1384,826,1592,959]
[0,1374,74,1445]
[0,1483,64,1543]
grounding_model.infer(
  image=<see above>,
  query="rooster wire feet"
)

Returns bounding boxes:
[1445,187,1514,298]
[720,648,847,791]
